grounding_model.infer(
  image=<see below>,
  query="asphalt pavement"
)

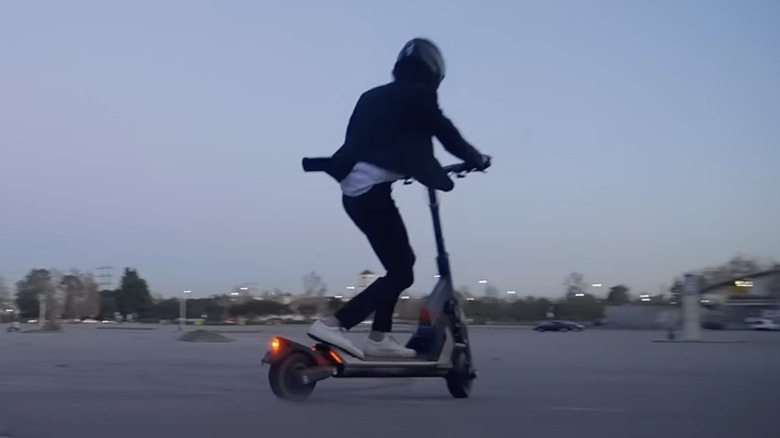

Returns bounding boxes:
[1,324,779,438]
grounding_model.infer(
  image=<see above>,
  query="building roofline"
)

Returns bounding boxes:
[700,267,780,293]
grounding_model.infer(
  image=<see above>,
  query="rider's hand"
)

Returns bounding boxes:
[476,154,491,171]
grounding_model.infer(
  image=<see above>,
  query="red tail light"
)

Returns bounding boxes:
[419,306,431,325]
[270,337,281,354]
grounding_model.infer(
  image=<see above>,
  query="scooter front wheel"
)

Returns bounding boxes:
[268,352,317,402]
[445,348,473,398]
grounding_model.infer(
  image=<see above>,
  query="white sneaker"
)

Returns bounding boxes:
[363,334,417,358]
[307,320,364,359]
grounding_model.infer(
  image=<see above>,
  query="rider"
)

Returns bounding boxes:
[308,37,491,358]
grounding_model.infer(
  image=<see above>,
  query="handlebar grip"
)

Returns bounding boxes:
[302,157,331,172]
[442,162,476,174]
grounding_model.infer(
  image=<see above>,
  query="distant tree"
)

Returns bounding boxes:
[153,297,181,320]
[463,296,506,323]
[61,273,83,319]
[182,297,226,321]
[61,271,101,319]
[564,272,588,298]
[0,276,13,322]
[455,286,473,301]
[649,294,671,305]
[302,271,327,296]
[396,297,424,320]
[506,299,528,321]
[115,268,153,319]
[228,299,291,318]
[15,269,58,319]
[327,297,343,313]
[517,297,555,321]
[98,290,117,319]
[557,294,604,321]
[297,303,318,318]
[0,276,12,310]
[606,285,631,305]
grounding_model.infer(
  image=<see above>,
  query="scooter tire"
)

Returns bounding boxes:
[268,352,317,402]
[445,349,473,399]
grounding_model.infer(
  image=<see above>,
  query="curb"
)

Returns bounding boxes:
[652,339,745,343]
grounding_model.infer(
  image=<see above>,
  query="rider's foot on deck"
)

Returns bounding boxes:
[363,334,416,358]
[308,320,364,359]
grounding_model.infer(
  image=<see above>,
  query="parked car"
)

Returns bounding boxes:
[534,320,584,332]
[749,318,780,331]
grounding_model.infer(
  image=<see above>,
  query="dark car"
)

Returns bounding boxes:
[534,320,584,332]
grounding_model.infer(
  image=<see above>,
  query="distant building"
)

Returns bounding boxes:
[700,268,780,327]
[604,305,679,330]
[358,270,377,292]
[700,268,780,304]
[605,269,780,330]
[343,270,377,300]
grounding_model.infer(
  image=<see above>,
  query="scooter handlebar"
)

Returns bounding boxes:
[301,157,331,172]
[301,156,490,179]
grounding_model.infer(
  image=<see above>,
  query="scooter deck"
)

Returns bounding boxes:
[308,336,449,367]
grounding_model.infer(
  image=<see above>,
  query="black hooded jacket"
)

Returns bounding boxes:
[324,80,484,192]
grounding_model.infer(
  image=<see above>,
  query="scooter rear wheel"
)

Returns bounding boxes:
[445,348,473,398]
[268,352,317,402]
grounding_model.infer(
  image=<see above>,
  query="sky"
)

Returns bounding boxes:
[1,0,779,299]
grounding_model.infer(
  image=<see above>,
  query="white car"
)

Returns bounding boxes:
[749,318,780,331]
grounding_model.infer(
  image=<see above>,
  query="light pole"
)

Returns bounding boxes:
[38,293,46,329]
[179,290,191,331]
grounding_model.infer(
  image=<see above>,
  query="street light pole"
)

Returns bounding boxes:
[38,293,46,329]
[179,290,191,332]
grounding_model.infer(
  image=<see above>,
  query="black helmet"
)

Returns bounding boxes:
[393,38,446,87]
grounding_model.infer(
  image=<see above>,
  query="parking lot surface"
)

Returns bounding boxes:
[1,324,779,438]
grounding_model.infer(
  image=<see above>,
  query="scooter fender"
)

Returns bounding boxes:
[261,337,316,366]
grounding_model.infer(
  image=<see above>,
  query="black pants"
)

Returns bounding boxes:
[334,183,415,332]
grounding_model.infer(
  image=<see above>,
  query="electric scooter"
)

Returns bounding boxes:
[261,156,490,401]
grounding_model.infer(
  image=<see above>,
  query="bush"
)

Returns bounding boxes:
[178,329,233,342]
[702,320,725,330]
[24,321,62,333]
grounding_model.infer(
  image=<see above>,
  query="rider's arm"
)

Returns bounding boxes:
[416,88,485,167]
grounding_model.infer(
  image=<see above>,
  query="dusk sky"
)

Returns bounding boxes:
[1,0,778,299]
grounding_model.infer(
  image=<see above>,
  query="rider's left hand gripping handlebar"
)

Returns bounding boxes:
[302,157,331,172]
[476,154,492,172]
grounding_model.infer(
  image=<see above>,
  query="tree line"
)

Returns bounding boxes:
[0,267,665,324]
[0,267,316,323]
[1,267,153,322]
[1,254,774,324]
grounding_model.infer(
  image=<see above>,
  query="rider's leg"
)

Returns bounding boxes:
[332,183,416,357]
[333,183,413,324]
[308,182,414,358]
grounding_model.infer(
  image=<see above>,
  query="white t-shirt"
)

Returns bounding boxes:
[340,162,403,197]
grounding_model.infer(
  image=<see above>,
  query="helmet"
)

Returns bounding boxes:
[394,38,446,87]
